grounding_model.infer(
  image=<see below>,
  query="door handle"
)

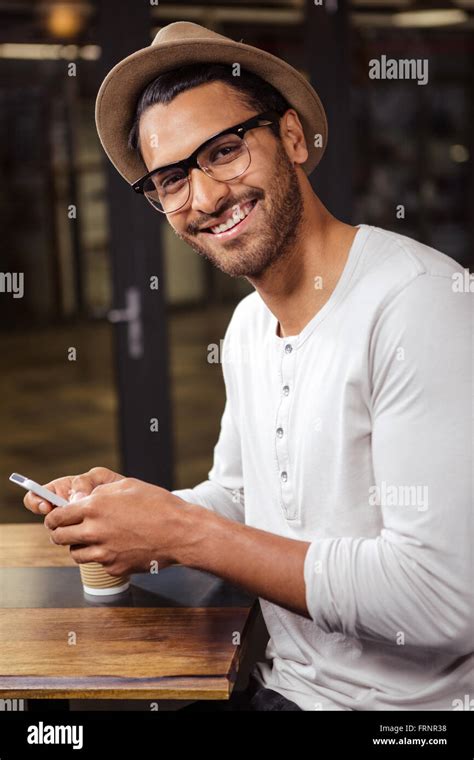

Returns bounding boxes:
[108,286,143,359]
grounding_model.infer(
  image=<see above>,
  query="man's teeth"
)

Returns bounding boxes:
[209,201,254,234]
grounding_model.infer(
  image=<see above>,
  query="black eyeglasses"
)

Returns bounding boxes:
[131,110,281,214]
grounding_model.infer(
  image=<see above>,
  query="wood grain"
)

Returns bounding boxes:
[0,524,258,699]
[0,607,257,699]
[0,523,75,567]
[0,676,229,700]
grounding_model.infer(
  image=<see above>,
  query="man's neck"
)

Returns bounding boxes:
[247,193,358,338]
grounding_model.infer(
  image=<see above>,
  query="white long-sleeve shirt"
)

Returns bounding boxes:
[173,224,473,710]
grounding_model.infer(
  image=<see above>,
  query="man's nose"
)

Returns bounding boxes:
[189,167,230,214]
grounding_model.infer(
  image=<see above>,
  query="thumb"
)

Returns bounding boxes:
[69,490,88,503]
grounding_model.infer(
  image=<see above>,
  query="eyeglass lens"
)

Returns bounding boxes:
[143,133,251,213]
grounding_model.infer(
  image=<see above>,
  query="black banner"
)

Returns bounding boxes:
[0,710,472,758]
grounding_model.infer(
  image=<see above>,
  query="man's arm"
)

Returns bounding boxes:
[302,273,472,654]
[177,273,472,652]
[178,499,311,616]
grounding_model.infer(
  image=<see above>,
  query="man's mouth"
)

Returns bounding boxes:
[200,199,258,237]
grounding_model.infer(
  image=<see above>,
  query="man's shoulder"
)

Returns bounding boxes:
[363,225,464,281]
[354,225,466,312]
[360,227,470,343]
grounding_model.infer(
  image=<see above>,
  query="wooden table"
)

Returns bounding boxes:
[0,524,257,702]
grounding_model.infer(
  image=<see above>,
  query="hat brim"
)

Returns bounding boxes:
[95,37,327,184]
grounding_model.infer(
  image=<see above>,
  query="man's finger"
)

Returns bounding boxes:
[69,476,97,497]
[23,477,74,515]
[70,467,122,496]
[23,482,60,514]
[70,545,102,564]
[23,491,51,515]
[45,503,86,530]
[50,526,93,547]
[69,491,88,503]
[43,479,73,500]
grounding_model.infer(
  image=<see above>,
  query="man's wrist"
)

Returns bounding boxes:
[171,497,222,570]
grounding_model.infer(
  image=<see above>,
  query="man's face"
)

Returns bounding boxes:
[138,82,304,279]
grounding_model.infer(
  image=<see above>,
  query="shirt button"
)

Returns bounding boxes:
[276,427,284,438]
[282,385,289,396]
[280,471,288,482]
[284,344,293,354]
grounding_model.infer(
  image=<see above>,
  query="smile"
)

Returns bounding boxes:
[201,199,258,240]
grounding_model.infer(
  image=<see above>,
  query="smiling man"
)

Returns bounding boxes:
[24,22,472,711]
[131,80,309,280]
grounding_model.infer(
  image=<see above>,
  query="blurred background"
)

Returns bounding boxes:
[1,0,473,522]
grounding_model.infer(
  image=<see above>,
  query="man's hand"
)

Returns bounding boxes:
[25,468,311,617]
[23,467,125,515]
[44,477,190,576]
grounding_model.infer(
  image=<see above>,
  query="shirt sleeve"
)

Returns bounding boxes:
[172,315,245,524]
[304,272,473,654]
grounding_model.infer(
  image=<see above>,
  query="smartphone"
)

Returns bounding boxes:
[9,472,69,508]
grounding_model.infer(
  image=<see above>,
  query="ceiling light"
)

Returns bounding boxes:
[393,7,468,27]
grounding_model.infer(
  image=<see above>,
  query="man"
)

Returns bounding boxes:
[25,22,472,711]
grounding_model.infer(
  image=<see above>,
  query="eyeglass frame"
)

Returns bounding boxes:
[130,110,282,213]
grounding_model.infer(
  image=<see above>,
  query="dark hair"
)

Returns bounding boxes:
[127,62,290,159]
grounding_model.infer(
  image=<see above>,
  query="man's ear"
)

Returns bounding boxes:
[279,109,309,167]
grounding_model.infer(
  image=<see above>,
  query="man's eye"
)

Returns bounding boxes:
[211,143,240,162]
[161,173,185,189]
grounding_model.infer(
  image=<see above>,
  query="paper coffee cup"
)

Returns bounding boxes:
[79,562,130,596]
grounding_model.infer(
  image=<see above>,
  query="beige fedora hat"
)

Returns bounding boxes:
[95,21,327,184]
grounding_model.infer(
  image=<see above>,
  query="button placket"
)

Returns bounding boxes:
[275,340,296,520]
